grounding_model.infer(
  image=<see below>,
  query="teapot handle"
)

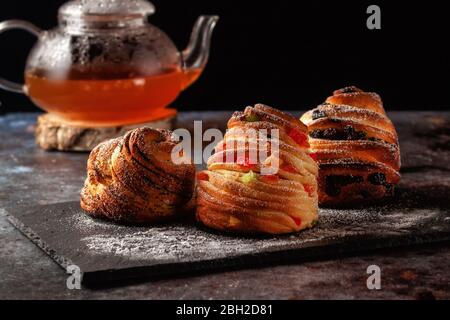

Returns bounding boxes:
[0,20,41,94]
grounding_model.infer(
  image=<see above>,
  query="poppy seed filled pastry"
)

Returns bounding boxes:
[80,128,196,224]
[197,104,319,235]
[301,87,401,206]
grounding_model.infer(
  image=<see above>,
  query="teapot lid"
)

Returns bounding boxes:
[59,0,155,25]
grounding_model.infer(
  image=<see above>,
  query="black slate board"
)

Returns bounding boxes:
[6,192,450,286]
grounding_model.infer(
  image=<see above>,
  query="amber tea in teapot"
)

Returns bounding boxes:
[0,0,218,126]
[25,66,203,125]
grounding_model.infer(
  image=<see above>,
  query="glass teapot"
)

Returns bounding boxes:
[0,0,219,126]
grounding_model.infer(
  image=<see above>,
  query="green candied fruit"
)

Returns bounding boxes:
[241,170,258,184]
[311,220,319,227]
[246,114,260,122]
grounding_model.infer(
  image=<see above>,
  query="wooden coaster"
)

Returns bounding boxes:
[35,113,176,152]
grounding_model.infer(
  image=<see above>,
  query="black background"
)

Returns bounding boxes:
[0,0,449,114]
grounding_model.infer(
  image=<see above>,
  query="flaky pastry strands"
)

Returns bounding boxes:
[81,128,196,224]
[301,86,401,206]
[197,104,319,235]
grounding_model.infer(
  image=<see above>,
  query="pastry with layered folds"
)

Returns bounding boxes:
[301,86,401,206]
[197,104,319,235]
[81,128,196,224]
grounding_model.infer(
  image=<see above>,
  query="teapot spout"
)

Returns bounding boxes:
[181,15,219,88]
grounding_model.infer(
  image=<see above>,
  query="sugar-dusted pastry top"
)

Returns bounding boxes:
[301,87,401,206]
[81,127,196,224]
[197,104,319,234]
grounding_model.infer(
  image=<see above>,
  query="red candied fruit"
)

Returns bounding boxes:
[289,128,309,148]
[260,174,280,184]
[237,154,257,170]
[309,153,318,161]
[197,172,209,181]
[303,184,314,197]
[293,217,302,227]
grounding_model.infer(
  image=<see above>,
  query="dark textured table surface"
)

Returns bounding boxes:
[1,111,449,300]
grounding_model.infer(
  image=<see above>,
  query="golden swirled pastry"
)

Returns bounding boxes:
[81,128,196,224]
[197,104,319,235]
[301,87,401,206]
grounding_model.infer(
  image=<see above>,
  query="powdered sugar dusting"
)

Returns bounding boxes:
[73,200,445,263]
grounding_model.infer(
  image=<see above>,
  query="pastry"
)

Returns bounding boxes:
[197,104,319,235]
[301,86,401,206]
[80,127,196,224]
